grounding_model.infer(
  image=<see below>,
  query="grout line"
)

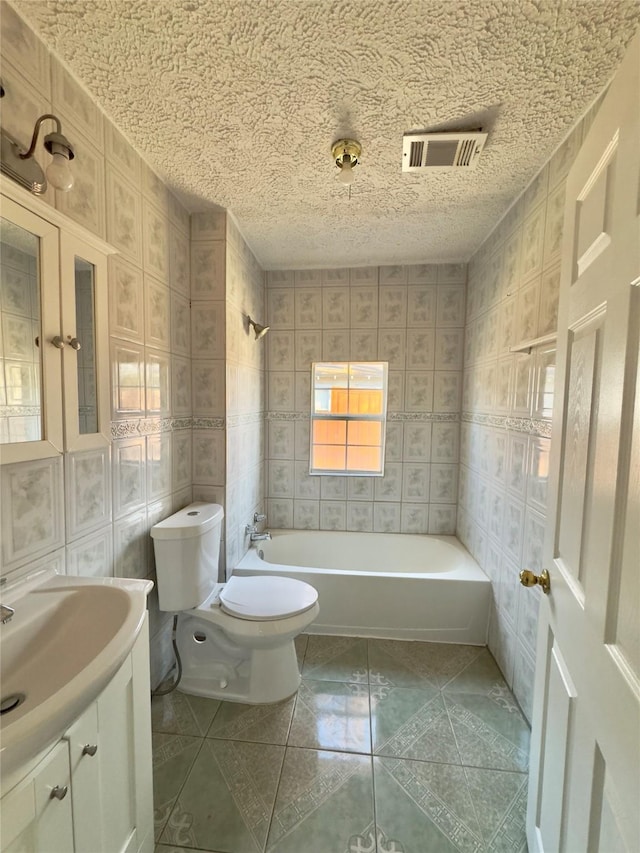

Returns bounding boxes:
[155,734,207,844]
[368,637,379,852]
[262,743,288,853]
[204,697,224,737]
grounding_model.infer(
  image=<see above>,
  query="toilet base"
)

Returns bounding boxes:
[175,616,303,704]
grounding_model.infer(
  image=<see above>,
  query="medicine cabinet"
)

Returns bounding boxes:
[0,183,115,464]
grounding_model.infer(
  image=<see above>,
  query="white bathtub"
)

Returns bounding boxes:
[235,530,491,644]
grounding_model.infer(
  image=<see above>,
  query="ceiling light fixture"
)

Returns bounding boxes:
[247,316,270,340]
[0,104,75,194]
[331,138,361,186]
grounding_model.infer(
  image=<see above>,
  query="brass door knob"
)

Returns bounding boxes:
[519,568,550,594]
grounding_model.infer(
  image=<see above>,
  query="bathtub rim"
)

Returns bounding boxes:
[236,530,489,583]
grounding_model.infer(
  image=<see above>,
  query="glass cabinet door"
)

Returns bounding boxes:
[60,232,110,451]
[0,197,63,463]
[1,190,114,463]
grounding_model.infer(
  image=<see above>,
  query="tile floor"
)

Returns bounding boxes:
[152,636,530,853]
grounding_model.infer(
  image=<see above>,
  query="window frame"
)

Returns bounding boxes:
[309,361,388,476]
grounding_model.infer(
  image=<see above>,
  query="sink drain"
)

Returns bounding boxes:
[0,693,25,715]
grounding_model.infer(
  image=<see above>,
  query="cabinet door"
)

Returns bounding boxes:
[60,231,110,451]
[97,655,138,853]
[3,741,74,853]
[65,701,103,853]
[0,195,63,463]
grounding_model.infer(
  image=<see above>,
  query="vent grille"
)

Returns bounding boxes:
[409,140,424,168]
[402,132,488,172]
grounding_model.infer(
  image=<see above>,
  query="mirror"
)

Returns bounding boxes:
[74,257,97,434]
[0,217,42,444]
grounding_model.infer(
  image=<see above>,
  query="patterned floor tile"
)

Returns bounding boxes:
[266,747,374,853]
[302,635,368,683]
[207,696,295,745]
[160,739,284,853]
[371,684,461,765]
[442,650,509,695]
[374,756,484,852]
[151,690,221,736]
[464,766,528,851]
[445,693,530,772]
[288,679,371,753]
[152,733,202,841]
[368,640,482,690]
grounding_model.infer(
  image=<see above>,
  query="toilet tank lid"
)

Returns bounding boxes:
[150,503,224,540]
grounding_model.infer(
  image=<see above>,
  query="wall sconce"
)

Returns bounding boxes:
[1,108,75,194]
[331,138,361,185]
[247,316,270,340]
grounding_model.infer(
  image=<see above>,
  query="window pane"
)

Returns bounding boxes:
[347,445,382,472]
[347,420,381,446]
[313,419,346,444]
[349,362,385,389]
[347,389,384,414]
[314,363,349,390]
[312,444,346,471]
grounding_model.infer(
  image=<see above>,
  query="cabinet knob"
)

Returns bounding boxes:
[82,744,98,756]
[67,336,82,351]
[51,335,65,349]
[50,785,68,800]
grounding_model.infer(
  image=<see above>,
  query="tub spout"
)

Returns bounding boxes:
[250,531,272,541]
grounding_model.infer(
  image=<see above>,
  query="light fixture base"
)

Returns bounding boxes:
[331,138,362,165]
[1,129,46,194]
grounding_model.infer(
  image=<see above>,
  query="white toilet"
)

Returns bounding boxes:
[151,502,319,704]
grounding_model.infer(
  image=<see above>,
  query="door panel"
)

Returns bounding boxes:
[536,634,576,853]
[527,30,640,853]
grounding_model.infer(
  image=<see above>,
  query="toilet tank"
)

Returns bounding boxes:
[151,503,224,611]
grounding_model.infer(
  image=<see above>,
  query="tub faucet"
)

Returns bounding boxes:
[251,530,271,541]
[1,603,15,624]
[245,523,272,542]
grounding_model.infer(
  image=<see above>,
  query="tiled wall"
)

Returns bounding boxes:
[265,265,466,534]
[189,211,267,574]
[0,5,194,686]
[223,218,266,571]
[456,109,596,722]
[189,208,227,562]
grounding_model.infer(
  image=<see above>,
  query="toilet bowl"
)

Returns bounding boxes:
[151,503,319,703]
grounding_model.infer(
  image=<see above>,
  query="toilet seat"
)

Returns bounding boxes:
[219,575,318,621]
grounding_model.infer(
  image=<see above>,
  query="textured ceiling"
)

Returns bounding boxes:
[10,0,640,269]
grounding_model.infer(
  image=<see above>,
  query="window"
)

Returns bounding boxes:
[310,361,388,475]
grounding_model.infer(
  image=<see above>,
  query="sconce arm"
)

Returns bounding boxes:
[20,114,62,160]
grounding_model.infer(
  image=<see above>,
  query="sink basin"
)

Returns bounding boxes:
[0,569,152,788]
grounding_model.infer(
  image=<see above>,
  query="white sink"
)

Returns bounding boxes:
[0,569,152,787]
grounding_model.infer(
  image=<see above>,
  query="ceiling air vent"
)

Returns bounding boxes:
[402,131,488,172]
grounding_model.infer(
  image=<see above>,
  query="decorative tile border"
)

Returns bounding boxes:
[192,417,225,430]
[461,411,552,438]
[227,412,264,428]
[266,411,310,421]
[111,416,197,439]
[266,411,459,423]
[388,412,459,423]
[1,406,42,416]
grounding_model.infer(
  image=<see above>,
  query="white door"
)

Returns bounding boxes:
[527,30,640,853]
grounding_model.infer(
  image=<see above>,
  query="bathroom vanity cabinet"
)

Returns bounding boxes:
[0,620,154,853]
[0,182,115,463]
